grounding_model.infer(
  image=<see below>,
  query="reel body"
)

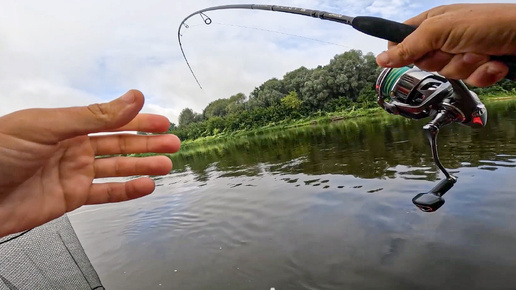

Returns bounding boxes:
[376,67,487,212]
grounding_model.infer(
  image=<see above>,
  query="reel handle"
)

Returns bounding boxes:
[351,16,516,80]
[412,113,458,213]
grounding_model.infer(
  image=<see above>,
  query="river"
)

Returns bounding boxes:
[69,99,516,290]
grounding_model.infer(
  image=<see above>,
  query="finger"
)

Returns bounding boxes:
[86,177,156,204]
[384,9,439,50]
[414,51,454,72]
[465,61,508,87]
[379,4,471,67]
[377,34,433,68]
[2,90,145,144]
[106,113,171,133]
[403,4,453,27]
[377,18,451,68]
[91,134,181,155]
[437,53,490,80]
[94,156,173,178]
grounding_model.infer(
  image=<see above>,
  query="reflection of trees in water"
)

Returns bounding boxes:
[172,101,516,182]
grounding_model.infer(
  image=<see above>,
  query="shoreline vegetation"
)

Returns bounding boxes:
[172,106,384,158]
[168,94,515,159]
[151,49,516,158]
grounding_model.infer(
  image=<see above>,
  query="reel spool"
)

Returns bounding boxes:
[376,67,487,212]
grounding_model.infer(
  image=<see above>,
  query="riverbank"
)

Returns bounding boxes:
[167,95,515,157]
[482,96,516,101]
[173,106,383,156]
[124,94,514,161]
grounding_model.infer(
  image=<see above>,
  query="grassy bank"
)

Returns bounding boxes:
[172,94,516,157]
[174,106,383,156]
[129,93,515,160]
[481,95,516,101]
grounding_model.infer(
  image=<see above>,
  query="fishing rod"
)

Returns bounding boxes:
[178,4,514,212]
[178,4,516,89]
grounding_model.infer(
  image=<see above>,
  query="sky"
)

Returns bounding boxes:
[0,0,513,124]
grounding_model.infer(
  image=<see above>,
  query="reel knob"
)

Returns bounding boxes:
[412,193,445,212]
[412,177,456,212]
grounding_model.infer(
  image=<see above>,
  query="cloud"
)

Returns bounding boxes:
[0,78,99,116]
[0,0,506,123]
[365,0,421,18]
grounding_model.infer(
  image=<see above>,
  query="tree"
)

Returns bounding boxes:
[283,66,311,99]
[206,116,225,135]
[326,50,363,100]
[300,66,332,111]
[178,108,195,127]
[248,78,284,109]
[229,92,246,104]
[227,93,247,115]
[281,91,302,110]
[172,49,386,141]
[204,99,230,119]
[357,85,377,108]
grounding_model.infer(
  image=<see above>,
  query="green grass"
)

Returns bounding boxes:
[477,91,516,101]
[170,106,383,158]
[135,94,516,160]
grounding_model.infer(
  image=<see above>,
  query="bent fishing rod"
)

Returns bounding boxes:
[178,4,516,89]
[178,5,515,212]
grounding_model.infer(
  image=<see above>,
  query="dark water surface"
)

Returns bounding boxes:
[70,100,516,290]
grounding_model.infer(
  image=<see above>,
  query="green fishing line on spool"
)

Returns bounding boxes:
[382,66,410,98]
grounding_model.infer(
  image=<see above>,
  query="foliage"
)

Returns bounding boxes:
[170,48,514,142]
[178,108,203,127]
[281,91,302,110]
[471,79,516,99]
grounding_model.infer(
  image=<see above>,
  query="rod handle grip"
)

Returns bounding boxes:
[352,16,516,80]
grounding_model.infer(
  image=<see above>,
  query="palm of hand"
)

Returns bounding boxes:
[0,90,181,237]
[0,136,96,233]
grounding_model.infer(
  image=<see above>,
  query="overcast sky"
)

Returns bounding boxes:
[0,0,512,123]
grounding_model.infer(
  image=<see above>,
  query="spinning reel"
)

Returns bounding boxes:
[376,67,487,212]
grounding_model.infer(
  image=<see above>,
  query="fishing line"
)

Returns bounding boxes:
[177,4,515,213]
[178,4,515,89]
[178,4,362,90]
[179,20,348,89]
[180,22,350,48]
[210,22,351,49]
[179,20,349,87]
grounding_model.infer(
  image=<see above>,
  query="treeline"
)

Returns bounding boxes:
[170,49,380,141]
[471,79,516,97]
[169,49,516,142]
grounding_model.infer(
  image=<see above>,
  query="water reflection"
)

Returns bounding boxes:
[69,100,516,290]
[173,100,516,184]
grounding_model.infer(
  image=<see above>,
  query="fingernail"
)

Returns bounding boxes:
[377,52,391,67]
[120,91,135,104]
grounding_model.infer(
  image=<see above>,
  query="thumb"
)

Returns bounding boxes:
[2,90,145,144]
[377,36,427,68]
[376,23,440,68]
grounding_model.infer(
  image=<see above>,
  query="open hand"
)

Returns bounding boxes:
[0,90,181,237]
